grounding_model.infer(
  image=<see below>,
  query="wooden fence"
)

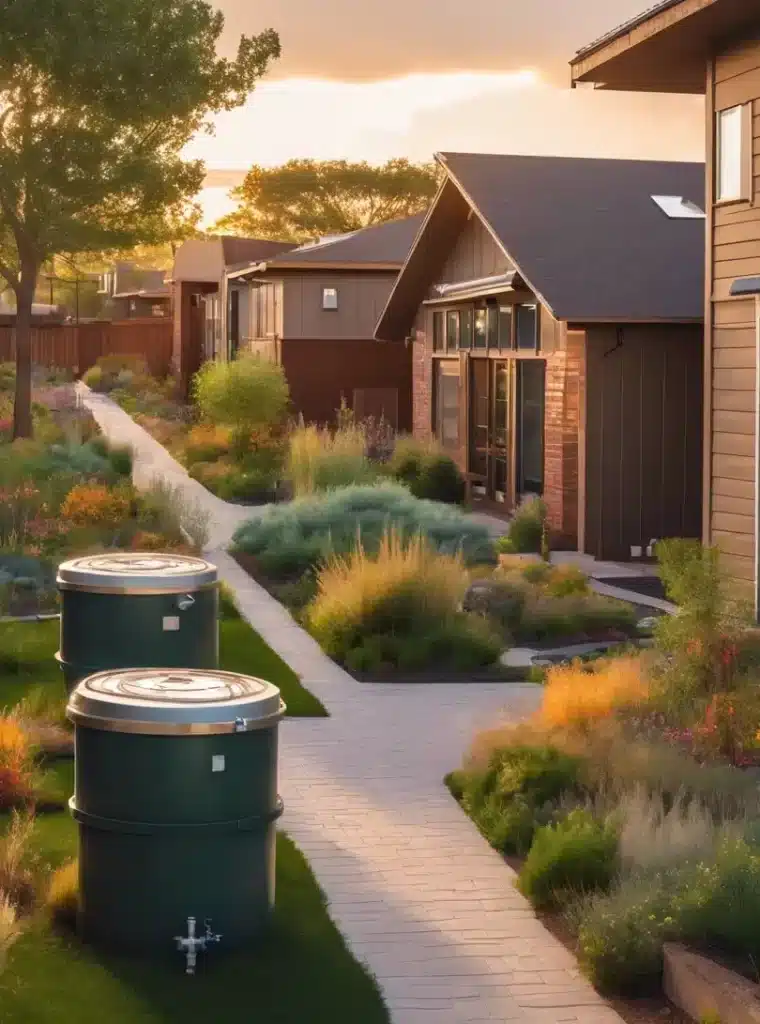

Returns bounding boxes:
[0,318,173,378]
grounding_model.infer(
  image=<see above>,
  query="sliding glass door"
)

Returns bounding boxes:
[468,357,545,508]
[468,359,512,504]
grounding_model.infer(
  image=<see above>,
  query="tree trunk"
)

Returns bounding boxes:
[13,263,38,440]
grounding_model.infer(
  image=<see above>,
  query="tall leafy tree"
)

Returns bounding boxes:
[0,0,280,437]
[214,158,440,242]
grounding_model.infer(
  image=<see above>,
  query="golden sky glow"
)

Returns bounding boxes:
[193,1,706,225]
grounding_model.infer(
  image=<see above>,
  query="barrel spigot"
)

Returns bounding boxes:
[174,916,222,975]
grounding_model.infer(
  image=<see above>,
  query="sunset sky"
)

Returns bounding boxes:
[193,0,706,224]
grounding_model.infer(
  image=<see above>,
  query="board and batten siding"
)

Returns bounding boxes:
[709,39,760,588]
[434,211,512,289]
[282,273,396,340]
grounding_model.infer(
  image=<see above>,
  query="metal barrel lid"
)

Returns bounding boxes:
[57,553,218,594]
[67,668,284,735]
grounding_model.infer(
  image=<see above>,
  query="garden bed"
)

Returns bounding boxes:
[444,539,760,1024]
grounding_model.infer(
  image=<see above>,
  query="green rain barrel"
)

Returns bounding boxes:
[67,667,285,957]
[56,553,219,693]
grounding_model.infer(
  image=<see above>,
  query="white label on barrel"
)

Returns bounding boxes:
[162,616,180,632]
[212,755,225,773]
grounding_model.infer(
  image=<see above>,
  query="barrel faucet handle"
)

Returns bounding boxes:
[177,594,195,611]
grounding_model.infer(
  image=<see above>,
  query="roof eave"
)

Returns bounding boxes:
[570,0,719,94]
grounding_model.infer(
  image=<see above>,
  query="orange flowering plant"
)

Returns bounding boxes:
[60,483,131,529]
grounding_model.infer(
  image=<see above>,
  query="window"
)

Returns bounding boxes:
[460,308,473,349]
[432,310,444,352]
[716,104,748,203]
[445,310,460,353]
[486,304,499,349]
[474,307,487,349]
[322,287,338,310]
[498,306,513,351]
[516,304,539,351]
[435,362,460,451]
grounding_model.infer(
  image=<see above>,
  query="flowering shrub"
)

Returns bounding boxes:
[183,423,232,465]
[540,657,648,729]
[0,719,35,812]
[130,530,172,551]
[60,483,130,528]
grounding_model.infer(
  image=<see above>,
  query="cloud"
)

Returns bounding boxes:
[215,0,654,82]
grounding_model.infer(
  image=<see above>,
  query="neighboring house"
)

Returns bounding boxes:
[98,263,170,320]
[171,236,296,395]
[570,0,760,600]
[225,215,424,429]
[376,153,705,561]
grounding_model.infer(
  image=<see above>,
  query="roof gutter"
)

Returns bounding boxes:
[423,272,520,304]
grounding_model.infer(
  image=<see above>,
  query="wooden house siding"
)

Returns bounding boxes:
[709,37,760,586]
[282,273,395,340]
[434,212,511,290]
[584,324,703,562]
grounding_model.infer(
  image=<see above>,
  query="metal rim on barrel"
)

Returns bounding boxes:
[57,553,218,594]
[67,667,285,735]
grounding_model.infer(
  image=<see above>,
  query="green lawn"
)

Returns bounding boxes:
[0,611,382,1023]
[219,587,326,716]
[0,810,388,1023]
[0,594,326,718]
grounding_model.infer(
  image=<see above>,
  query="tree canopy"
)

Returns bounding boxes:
[214,158,441,242]
[0,0,280,436]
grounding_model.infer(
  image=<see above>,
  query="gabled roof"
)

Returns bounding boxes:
[227,214,425,279]
[377,152,704,339]
[220,236,297,267]
[281,214,424,266]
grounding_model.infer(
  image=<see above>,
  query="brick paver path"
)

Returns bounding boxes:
[82,387,624,1024]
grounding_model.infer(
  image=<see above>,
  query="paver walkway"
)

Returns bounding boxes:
[82,387,624,1024]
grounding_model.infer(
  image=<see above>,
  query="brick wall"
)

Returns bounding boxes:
[543,332,584,547]
[412,325,433,440]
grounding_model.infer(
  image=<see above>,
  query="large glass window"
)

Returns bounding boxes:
[517,360,545,496]
[435,361,460,451]
[460,307,473,349]
[432,311,444,352]
[717,105,747,203]
[474,308,487,349]
[516,304,539,351]
[498,306,513,351]
[486,305,499,349]
[446,310,460,353]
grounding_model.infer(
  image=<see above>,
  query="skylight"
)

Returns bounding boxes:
[651,195,705,220]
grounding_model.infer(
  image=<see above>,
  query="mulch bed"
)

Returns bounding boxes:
[595,575,671,604]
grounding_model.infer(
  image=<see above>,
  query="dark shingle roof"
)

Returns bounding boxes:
[440,152,704,321]
[220,237,297,267]
[275,214,425,267]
